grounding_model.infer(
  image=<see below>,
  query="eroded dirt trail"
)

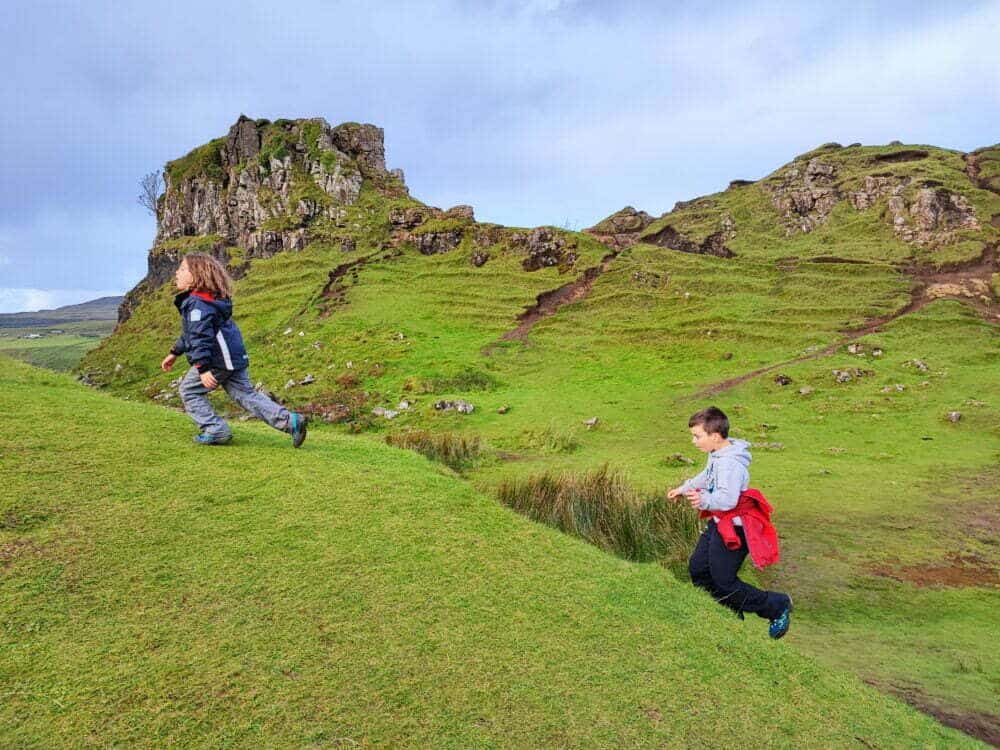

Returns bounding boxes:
[486,251,619,350]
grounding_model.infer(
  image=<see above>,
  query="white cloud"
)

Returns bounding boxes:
[0,288,122,314]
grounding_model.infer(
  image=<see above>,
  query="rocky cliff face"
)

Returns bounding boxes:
[120,116,397,324]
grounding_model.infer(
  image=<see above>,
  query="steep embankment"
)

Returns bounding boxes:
[0,357,978,747]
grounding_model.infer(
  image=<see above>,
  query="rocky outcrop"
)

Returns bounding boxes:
[510,227,579,271]
[766,157,841,234]
[851,176,980,245]
[643,225,735,258]
[158,116,379,245]
[119,115,394,325]
[585,206,654,249]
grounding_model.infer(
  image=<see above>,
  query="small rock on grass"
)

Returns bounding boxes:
[583,417,599,429]
[947,411,962,423]
[798,386,815,395]
[497,405,510,414]
[774,374,793,386]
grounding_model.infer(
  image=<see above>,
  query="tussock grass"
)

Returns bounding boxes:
[385,429,483,470]
[422,366,500,393]
[496,466,701,565]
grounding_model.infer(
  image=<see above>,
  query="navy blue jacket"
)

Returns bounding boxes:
[171,291,249,372]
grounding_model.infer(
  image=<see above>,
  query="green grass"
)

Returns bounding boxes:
[0,357,979,747]
[77,137,1000,739]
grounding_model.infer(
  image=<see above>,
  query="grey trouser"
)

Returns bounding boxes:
[179,366,291,439]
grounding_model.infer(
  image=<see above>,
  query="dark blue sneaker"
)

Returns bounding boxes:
[290,412,308,448]
[194,433,232,446]
[769,597,793,640]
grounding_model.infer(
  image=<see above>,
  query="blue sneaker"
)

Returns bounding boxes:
[194,433,232,446]
[290,412,308,448]
[769,597,793,640]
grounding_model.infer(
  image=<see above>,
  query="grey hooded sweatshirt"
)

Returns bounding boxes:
[679,439,752,523]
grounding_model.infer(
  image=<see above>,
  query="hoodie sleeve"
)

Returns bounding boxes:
[697,458,747,512]
[184,302,219,370]
[170,335,187,356]
[678,464,710,493]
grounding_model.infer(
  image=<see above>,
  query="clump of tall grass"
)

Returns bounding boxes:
[386,430,483,471]
[495,466,702,565]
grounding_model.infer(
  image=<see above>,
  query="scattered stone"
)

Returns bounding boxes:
[283,327,293,335]
[828,447,847,454]
[774,374,793,386]
[346,360,353,368]
[910,359,929,372]
[872,348,884,357]
[798,387,815,395]
[847,343,864,355]
[311,341,323,349]
[114,363,123,373]
[583,417,600,429]
[881,384,906,393]
[300,374,316,385]
[395,332,406,340]
[832,367,873,383]
[340,238,356,253]
[434,399,475,414]
[445,204,475,220]
[298,331,305,337]
[818,469,832,475]
[397,400,411,410]
[497,405,510,414]
[947,411,962,423]
[470,250,490,267]
[284,379,296,389]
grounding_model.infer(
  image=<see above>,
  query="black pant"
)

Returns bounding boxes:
[688,521,788,621]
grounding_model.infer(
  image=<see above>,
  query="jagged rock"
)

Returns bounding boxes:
[340,238,356,253]
[445,205,475,220]
[389,168,406,184]
[728,179,754,189]
[434,399,475,414]
[587,206,654,236]
[766,158,841,234]
[510,227,578,271]
[300,374,316,385]
[644,225,734,258]
[910,359,929,372]
[774,374,793,386]
[847,343,864,354]
[890,187,980,245]
[414,230,463,255]
[389,207,428,229]
[470,250,489,267]
[947,411,962,423]
[833,368,873,383]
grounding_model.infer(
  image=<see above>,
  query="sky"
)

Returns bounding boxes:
[2,0,997,312]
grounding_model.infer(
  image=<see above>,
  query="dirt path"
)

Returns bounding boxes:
[485,251,619,350]
[694,246,997,398]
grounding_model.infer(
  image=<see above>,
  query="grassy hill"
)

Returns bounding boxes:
[73,124,1000,742]
[0,357,980,747]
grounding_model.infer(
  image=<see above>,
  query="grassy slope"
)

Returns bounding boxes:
[0,357,977,748]
[0,321,114,372]
[76,141,1000,731]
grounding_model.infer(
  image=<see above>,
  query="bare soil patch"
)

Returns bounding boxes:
[871,553,999,588]
[869,680,1000,747]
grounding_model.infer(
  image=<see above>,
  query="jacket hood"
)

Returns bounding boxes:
[713,438,752,468]
[175,290,233,321]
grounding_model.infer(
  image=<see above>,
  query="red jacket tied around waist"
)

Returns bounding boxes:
[700,488,780,569]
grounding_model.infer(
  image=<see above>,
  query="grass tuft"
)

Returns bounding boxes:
[495,466,702,565]
[385,429,483,470]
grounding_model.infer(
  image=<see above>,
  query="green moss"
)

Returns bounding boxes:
[289,165,332,211]
[261,215,303,232]
[165,138,226,186]
[257,126,296,171]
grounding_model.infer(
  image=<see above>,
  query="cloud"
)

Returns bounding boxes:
[1,0,997,286]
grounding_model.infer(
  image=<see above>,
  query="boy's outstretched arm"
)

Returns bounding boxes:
[695,461,746,511]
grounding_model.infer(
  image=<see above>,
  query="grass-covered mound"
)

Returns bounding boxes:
[0,357,978,747]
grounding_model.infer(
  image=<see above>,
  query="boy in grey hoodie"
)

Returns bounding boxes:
[669,406,792,638]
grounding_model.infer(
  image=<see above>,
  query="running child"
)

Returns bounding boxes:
[668,406,791,638]
[161,253,308,447]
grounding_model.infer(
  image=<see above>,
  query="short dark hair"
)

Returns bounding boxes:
[688,406,729,438]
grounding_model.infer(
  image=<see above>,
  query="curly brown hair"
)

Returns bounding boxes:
[182,253,233,298]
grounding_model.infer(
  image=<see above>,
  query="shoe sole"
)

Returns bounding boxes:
[291,415,308,449]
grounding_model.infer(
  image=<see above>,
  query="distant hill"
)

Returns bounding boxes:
[0,295,123,328]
